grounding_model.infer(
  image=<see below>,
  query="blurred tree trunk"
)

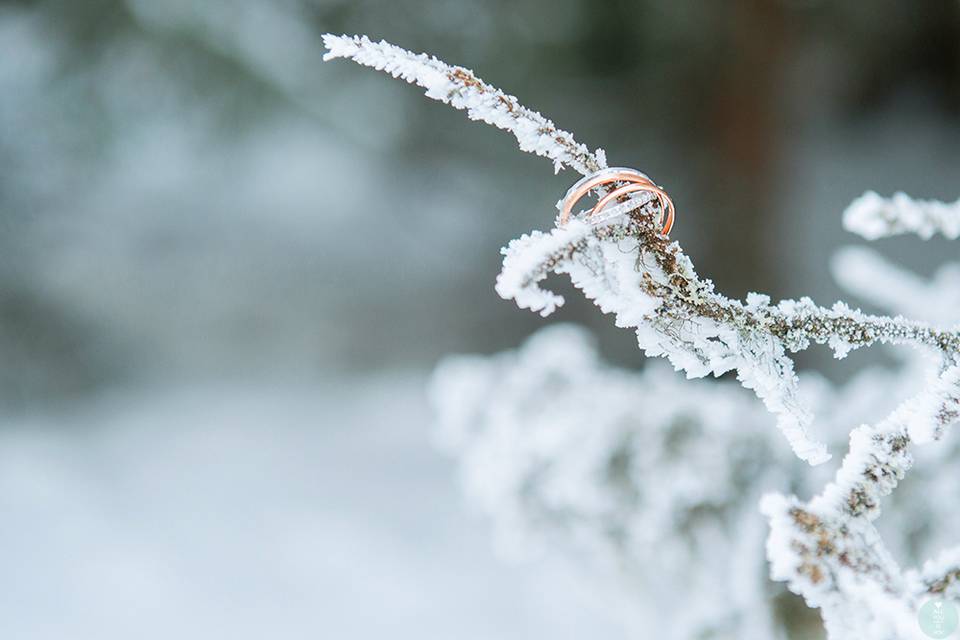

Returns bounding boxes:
[706,0,788,296]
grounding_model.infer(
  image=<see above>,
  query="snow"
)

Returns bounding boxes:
[0,376,627,640]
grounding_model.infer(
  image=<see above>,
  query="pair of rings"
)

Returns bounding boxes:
[558,167,675,236]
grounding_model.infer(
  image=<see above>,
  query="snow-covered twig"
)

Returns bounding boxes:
[916,548,960,599]
[322,34,606,175]
[495,214,960,464]
[327,36,960,639]
[761,366,960,639]
[843,191,960,240]
[325,35,960,466]
[432,323,960,639]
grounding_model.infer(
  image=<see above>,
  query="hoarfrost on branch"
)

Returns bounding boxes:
[325,34,960,639]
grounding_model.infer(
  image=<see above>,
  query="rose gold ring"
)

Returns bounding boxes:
[558,167,675,236]
[594,183,675,236]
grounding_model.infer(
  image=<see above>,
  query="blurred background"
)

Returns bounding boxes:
[1,1,959,638]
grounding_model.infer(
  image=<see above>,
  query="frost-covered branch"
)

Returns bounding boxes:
[325,35,960,466]
[916,548,960,599]
[432,324,960,639]
[322,34,607,175]
[844,191,960,240]
[328,36,960,639]
[761,366,960,639]
[496,214,960,465]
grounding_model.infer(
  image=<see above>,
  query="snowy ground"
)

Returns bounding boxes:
[0,374,625,640]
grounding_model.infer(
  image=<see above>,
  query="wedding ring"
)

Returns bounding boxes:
[558,167,675,236]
